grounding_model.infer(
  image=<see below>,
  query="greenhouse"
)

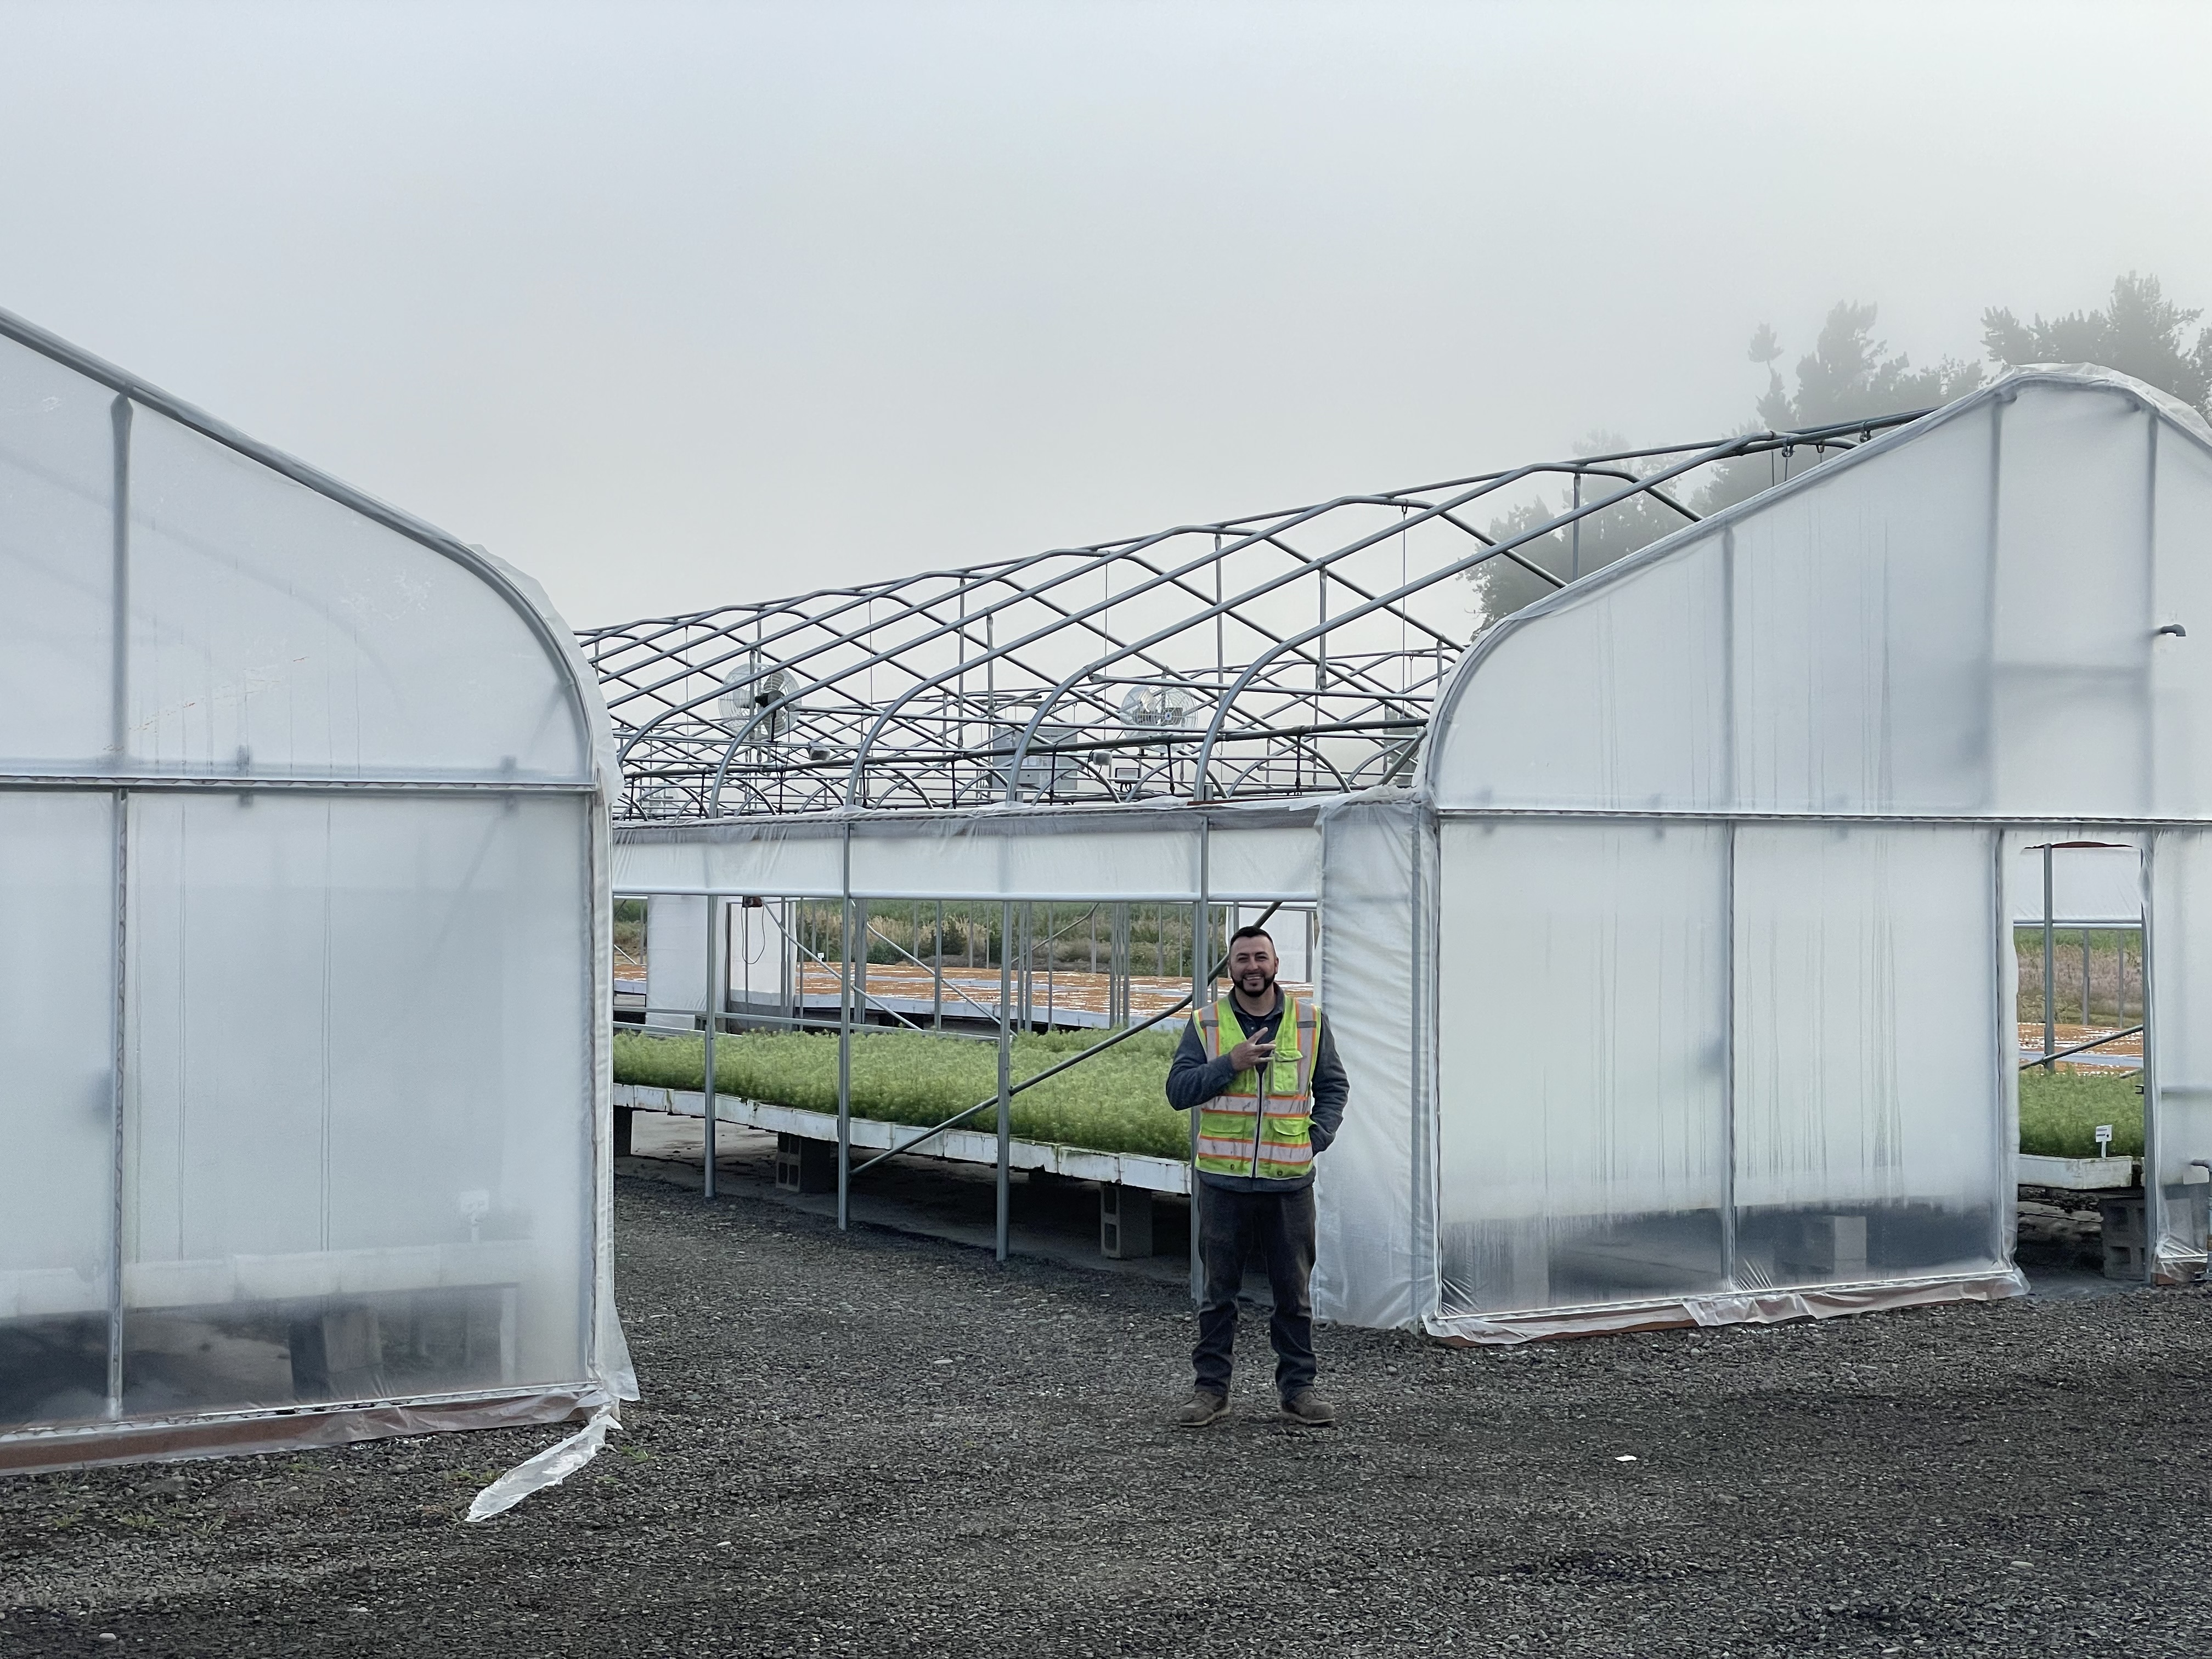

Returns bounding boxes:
[596,364,2212,1337]
[0,308,628,1471]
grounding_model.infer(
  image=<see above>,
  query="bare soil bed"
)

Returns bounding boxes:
[4,1179,2211,1657]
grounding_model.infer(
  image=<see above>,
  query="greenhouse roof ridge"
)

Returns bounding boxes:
[586,407,1930,822]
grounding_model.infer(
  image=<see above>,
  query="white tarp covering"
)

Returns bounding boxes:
[0,313,628,1472]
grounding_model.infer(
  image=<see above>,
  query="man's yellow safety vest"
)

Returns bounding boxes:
[1193,992,1321,1182]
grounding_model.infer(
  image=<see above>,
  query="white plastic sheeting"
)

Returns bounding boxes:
[1430,368,2212,822]
[1311,797,1426,1329]
[1419,366,2212,1328]
[1436,820,1731,1316]
[2010,843,2145,925]
[0,312,629,1472]
[613,804,1323,902]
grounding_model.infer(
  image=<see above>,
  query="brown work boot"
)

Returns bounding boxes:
[1171,1389,1229,1428]
[1279,1388,1337,1426]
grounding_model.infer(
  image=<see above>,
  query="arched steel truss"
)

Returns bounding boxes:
[584,411,1926,821]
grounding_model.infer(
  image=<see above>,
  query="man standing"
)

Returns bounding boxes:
[1165,924,1348,1427]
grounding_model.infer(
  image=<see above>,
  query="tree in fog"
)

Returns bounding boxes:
[1468,432,1700,624]
[1470,279,2211,630]
[1473,303,1980,624]
[1691,302,1984,517]
[1982,272,2212,420]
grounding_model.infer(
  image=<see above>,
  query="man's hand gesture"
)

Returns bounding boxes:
[1227,1038,1271,1072]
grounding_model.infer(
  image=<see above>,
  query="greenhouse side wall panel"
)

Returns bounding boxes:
[0,793,116,1427]
[1434,820,1729,1317]
[122,794,594,1415]
[1425,549,1729,812]
[1203,825,1322,901]
[0,336,114,773]
[846,823,1199,899]
[1730,825,2007,1289]
[1726,405,1997,816]
[613,830,845,898]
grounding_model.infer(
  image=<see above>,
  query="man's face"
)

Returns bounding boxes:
[1228,934,1278,998]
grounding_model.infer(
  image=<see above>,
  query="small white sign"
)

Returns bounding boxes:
[2095,1124,2114,1156]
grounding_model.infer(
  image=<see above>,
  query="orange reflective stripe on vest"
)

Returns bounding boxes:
[1193,992,1321,1182]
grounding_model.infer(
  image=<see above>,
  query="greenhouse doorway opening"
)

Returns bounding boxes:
[2015,842,2145,1075]
[2010,839,2182,1284]
[612,886,1322,1277]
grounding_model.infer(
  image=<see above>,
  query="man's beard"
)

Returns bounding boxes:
[1235,967,1276,996]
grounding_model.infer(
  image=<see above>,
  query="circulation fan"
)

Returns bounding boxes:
[1117,684,1205,729]
[716,652,795,745]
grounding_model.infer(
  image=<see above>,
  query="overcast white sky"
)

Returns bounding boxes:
[3,0,2207,628]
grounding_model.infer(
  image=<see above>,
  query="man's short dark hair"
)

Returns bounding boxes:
[1229,924,1274,947]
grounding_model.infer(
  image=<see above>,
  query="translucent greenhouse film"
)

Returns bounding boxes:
[1424,365,2212,1334]
[0,309,628,1471]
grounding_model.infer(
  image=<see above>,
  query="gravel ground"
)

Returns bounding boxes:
[4,1176,2212,1657]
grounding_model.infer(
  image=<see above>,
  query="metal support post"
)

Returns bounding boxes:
[995,899,1014,1261]
[2041,845,2056,1068]
[779,898,793,1022]
[837,833,854,1229]
[1019,902,1034,1032]
[854,899,870,1029]
[933,900,945,1031]
[106,399,131,1423]
[1571,473,1582,580]
[2083,927,2093,1026]
[106,787,128,1419]
[1190,831,1210,1303]
[702,898,720,1198]
[1111,902,1128,1026]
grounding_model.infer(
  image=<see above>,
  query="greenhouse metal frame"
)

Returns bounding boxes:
[585,410,1920,821]
[0,308,629,1472]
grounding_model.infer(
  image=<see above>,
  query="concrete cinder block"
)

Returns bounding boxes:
[775,1133,838,1195]
[1101,1185,1155,1259]
[2099,1195,2148,1280]
[1775,1214,1869,1282]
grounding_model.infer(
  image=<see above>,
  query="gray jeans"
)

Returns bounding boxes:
[1193,1182,1316,1398]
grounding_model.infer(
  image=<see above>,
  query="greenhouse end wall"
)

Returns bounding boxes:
[0,313,626,1471]
[1417,366,2212,1336]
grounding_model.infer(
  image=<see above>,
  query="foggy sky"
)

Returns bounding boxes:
[3,0,2207,630]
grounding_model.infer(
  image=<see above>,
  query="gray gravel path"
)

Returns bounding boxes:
[4,1176,2211,1657]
